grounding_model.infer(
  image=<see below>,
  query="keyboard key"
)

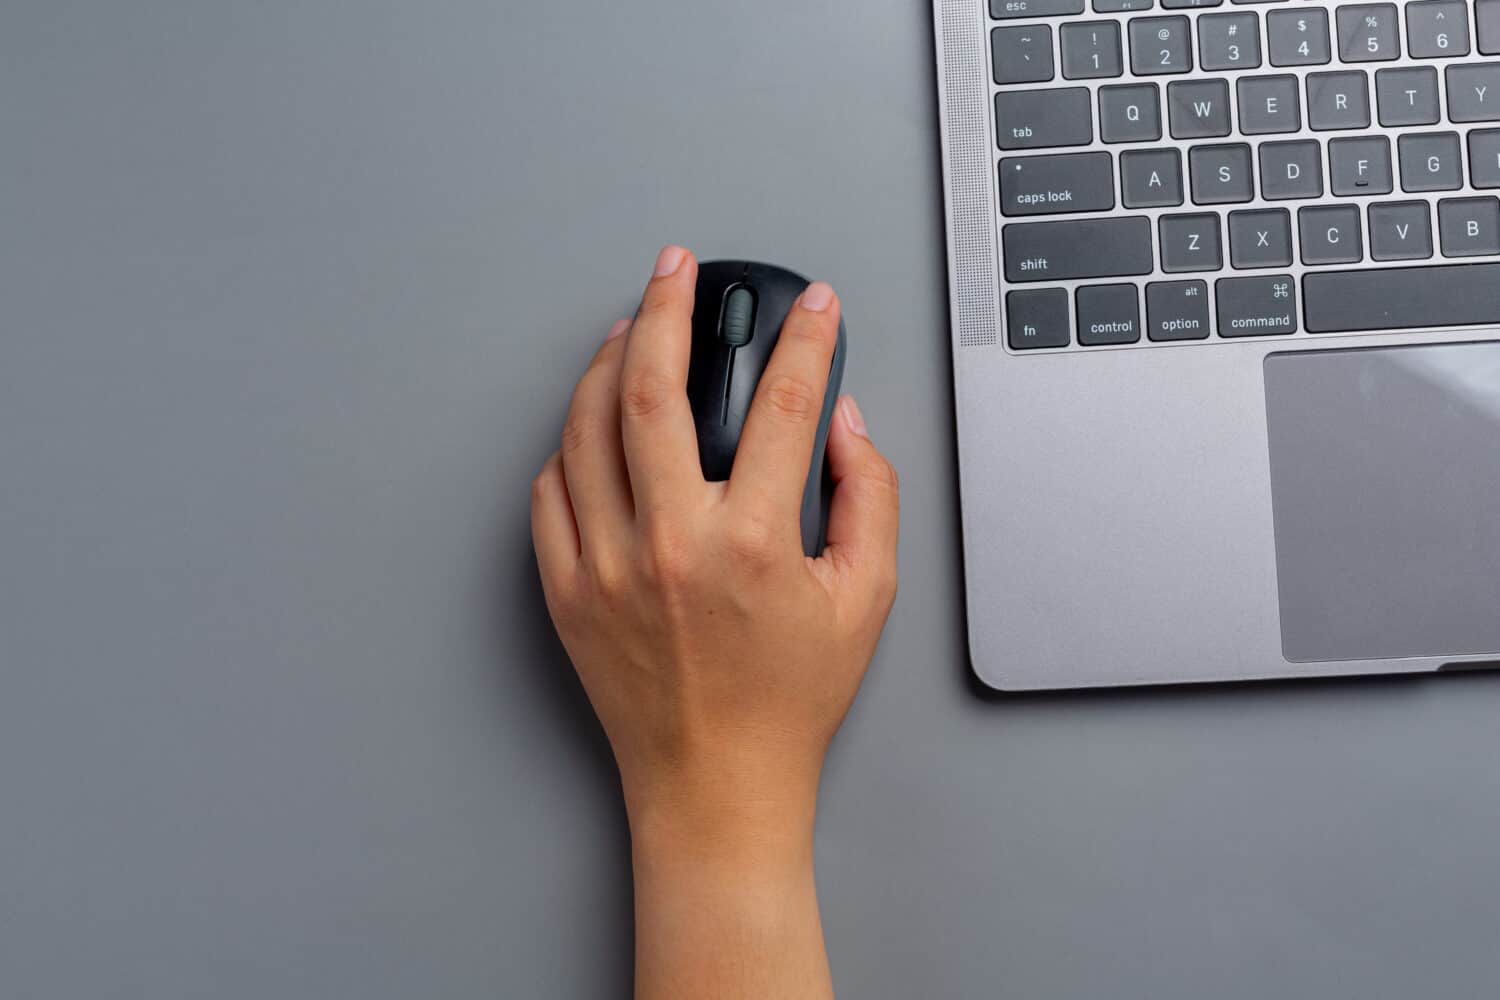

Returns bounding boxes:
[1259,140,1324,199]
[1094,0,1153,10]
[1228,208,1293,267]
[1061,21,1124,78]
[1479,0,1500,54]
[995,88,1093,149]
[1238,76,1301,134]
[1076,284,1142,345]
[1470,129,1500,187]
[1146,280,1211,340]
[1163,0,1221,7]
[1216,275,1298,336]
[993,26,1055,84]
[1006,289,1071,350]
[1099,84,1162,142]
[1368,201,1435,260]
[1168,79,1231,138]
[1268,9,1331,66]
[1376,67,1440,126]
[991,0,1085,19]
[1299,204,1364,264]
[1002,217,1154,282]
[999,153,1116,216]
[1398,132,1463,192]
[1199,13,1261,70]
[1303,262,1500,332]
[1121,148,1184,206]
[1337,4,1400,62]
[1438,197,1500,256]
[1159,213,1223,271]
[1406,1,1469,58]
[1446,65,1500,122]
[1129,16,1193,75]
[1329,136,1393,195]
[1307,71,1370,129]
[1189,143,1254,203]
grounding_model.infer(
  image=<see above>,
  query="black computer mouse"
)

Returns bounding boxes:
[687,260,847,557]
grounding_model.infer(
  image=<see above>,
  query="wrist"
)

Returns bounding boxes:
[622,758,821,880]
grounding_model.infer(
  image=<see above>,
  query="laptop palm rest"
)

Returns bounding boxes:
[1265,343,1500,664]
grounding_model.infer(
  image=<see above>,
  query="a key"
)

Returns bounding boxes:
[1163,0,1221,8]
[1406,1,1469,59]
[992,0,1086,19]
[1006,289,1071,350]
[1076,284,1143,345]
[1446,65,1500,123]
[1399,132,1463,192]
[1094,0,1154,10]
[1199,13,1261,70]
[1189,143,1254,203]
[1159,213,1224,271]
[1130,16,1193,75]
[1329,136,1393,195]
[1216,275,1298,336]
[1307,71,1370,130]
[1168,79,1232,138]
[1299,204,1364,264]
[1478,0,1500,54]
[1238,76,1301,134]
[1061,21,1124,78]
[999,153,1116,216]
[1438,197,1500,256]
[1146,280,1211,340]
[1228,208,1293,267]
[995,88,1093,149]
[1259,140,1324,199]
[1337,4,1400,62]
[1099,84,1162,142]
[1121,148,1184,206]
[1376,67,1440,126]
[1303,262,1500,332]
[1368,201,1435,260]
[1268,9,1331,66]
[993,26,1055,84]
[1002,217,1155,282]
[1470,129,1500,187]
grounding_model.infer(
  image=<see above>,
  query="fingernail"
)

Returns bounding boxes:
[800,281,836,312]
[606,319,630,341]
[840,395,868,438]
[653,245,687,277]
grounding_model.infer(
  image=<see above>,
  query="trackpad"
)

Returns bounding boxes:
[1265,344,1500,663]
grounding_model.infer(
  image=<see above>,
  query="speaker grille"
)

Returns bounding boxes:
[938,0,998,348]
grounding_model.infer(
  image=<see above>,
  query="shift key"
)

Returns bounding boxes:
[995,88,1093,150]
[999,153,1115,217]
[1003,217,1154,283]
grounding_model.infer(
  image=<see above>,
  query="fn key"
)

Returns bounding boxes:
[1007,288,1070,350]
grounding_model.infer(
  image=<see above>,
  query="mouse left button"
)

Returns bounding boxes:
[719,286,756,347]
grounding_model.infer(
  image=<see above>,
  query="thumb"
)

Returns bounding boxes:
[816,395,900,600]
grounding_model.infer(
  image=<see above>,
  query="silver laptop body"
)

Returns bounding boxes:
[933,0,1500,689]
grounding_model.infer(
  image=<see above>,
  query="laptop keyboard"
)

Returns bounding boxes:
[990,0,1500,350]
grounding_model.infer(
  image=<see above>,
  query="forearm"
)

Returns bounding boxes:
[628,789,834,1000]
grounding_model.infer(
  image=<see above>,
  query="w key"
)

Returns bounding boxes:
[1000,153,1115,216]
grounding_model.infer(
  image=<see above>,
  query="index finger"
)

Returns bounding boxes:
[617,246,706,516]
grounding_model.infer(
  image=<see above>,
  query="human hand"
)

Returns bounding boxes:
[530,245,899,998]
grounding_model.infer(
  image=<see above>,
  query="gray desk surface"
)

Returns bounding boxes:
[3,3,1498,997]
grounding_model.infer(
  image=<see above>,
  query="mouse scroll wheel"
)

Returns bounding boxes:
[719,287,756,348]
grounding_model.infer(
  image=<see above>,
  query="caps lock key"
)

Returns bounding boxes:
[999,153,1115,217]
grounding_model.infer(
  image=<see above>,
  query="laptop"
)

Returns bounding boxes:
[932,0,1500,690]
